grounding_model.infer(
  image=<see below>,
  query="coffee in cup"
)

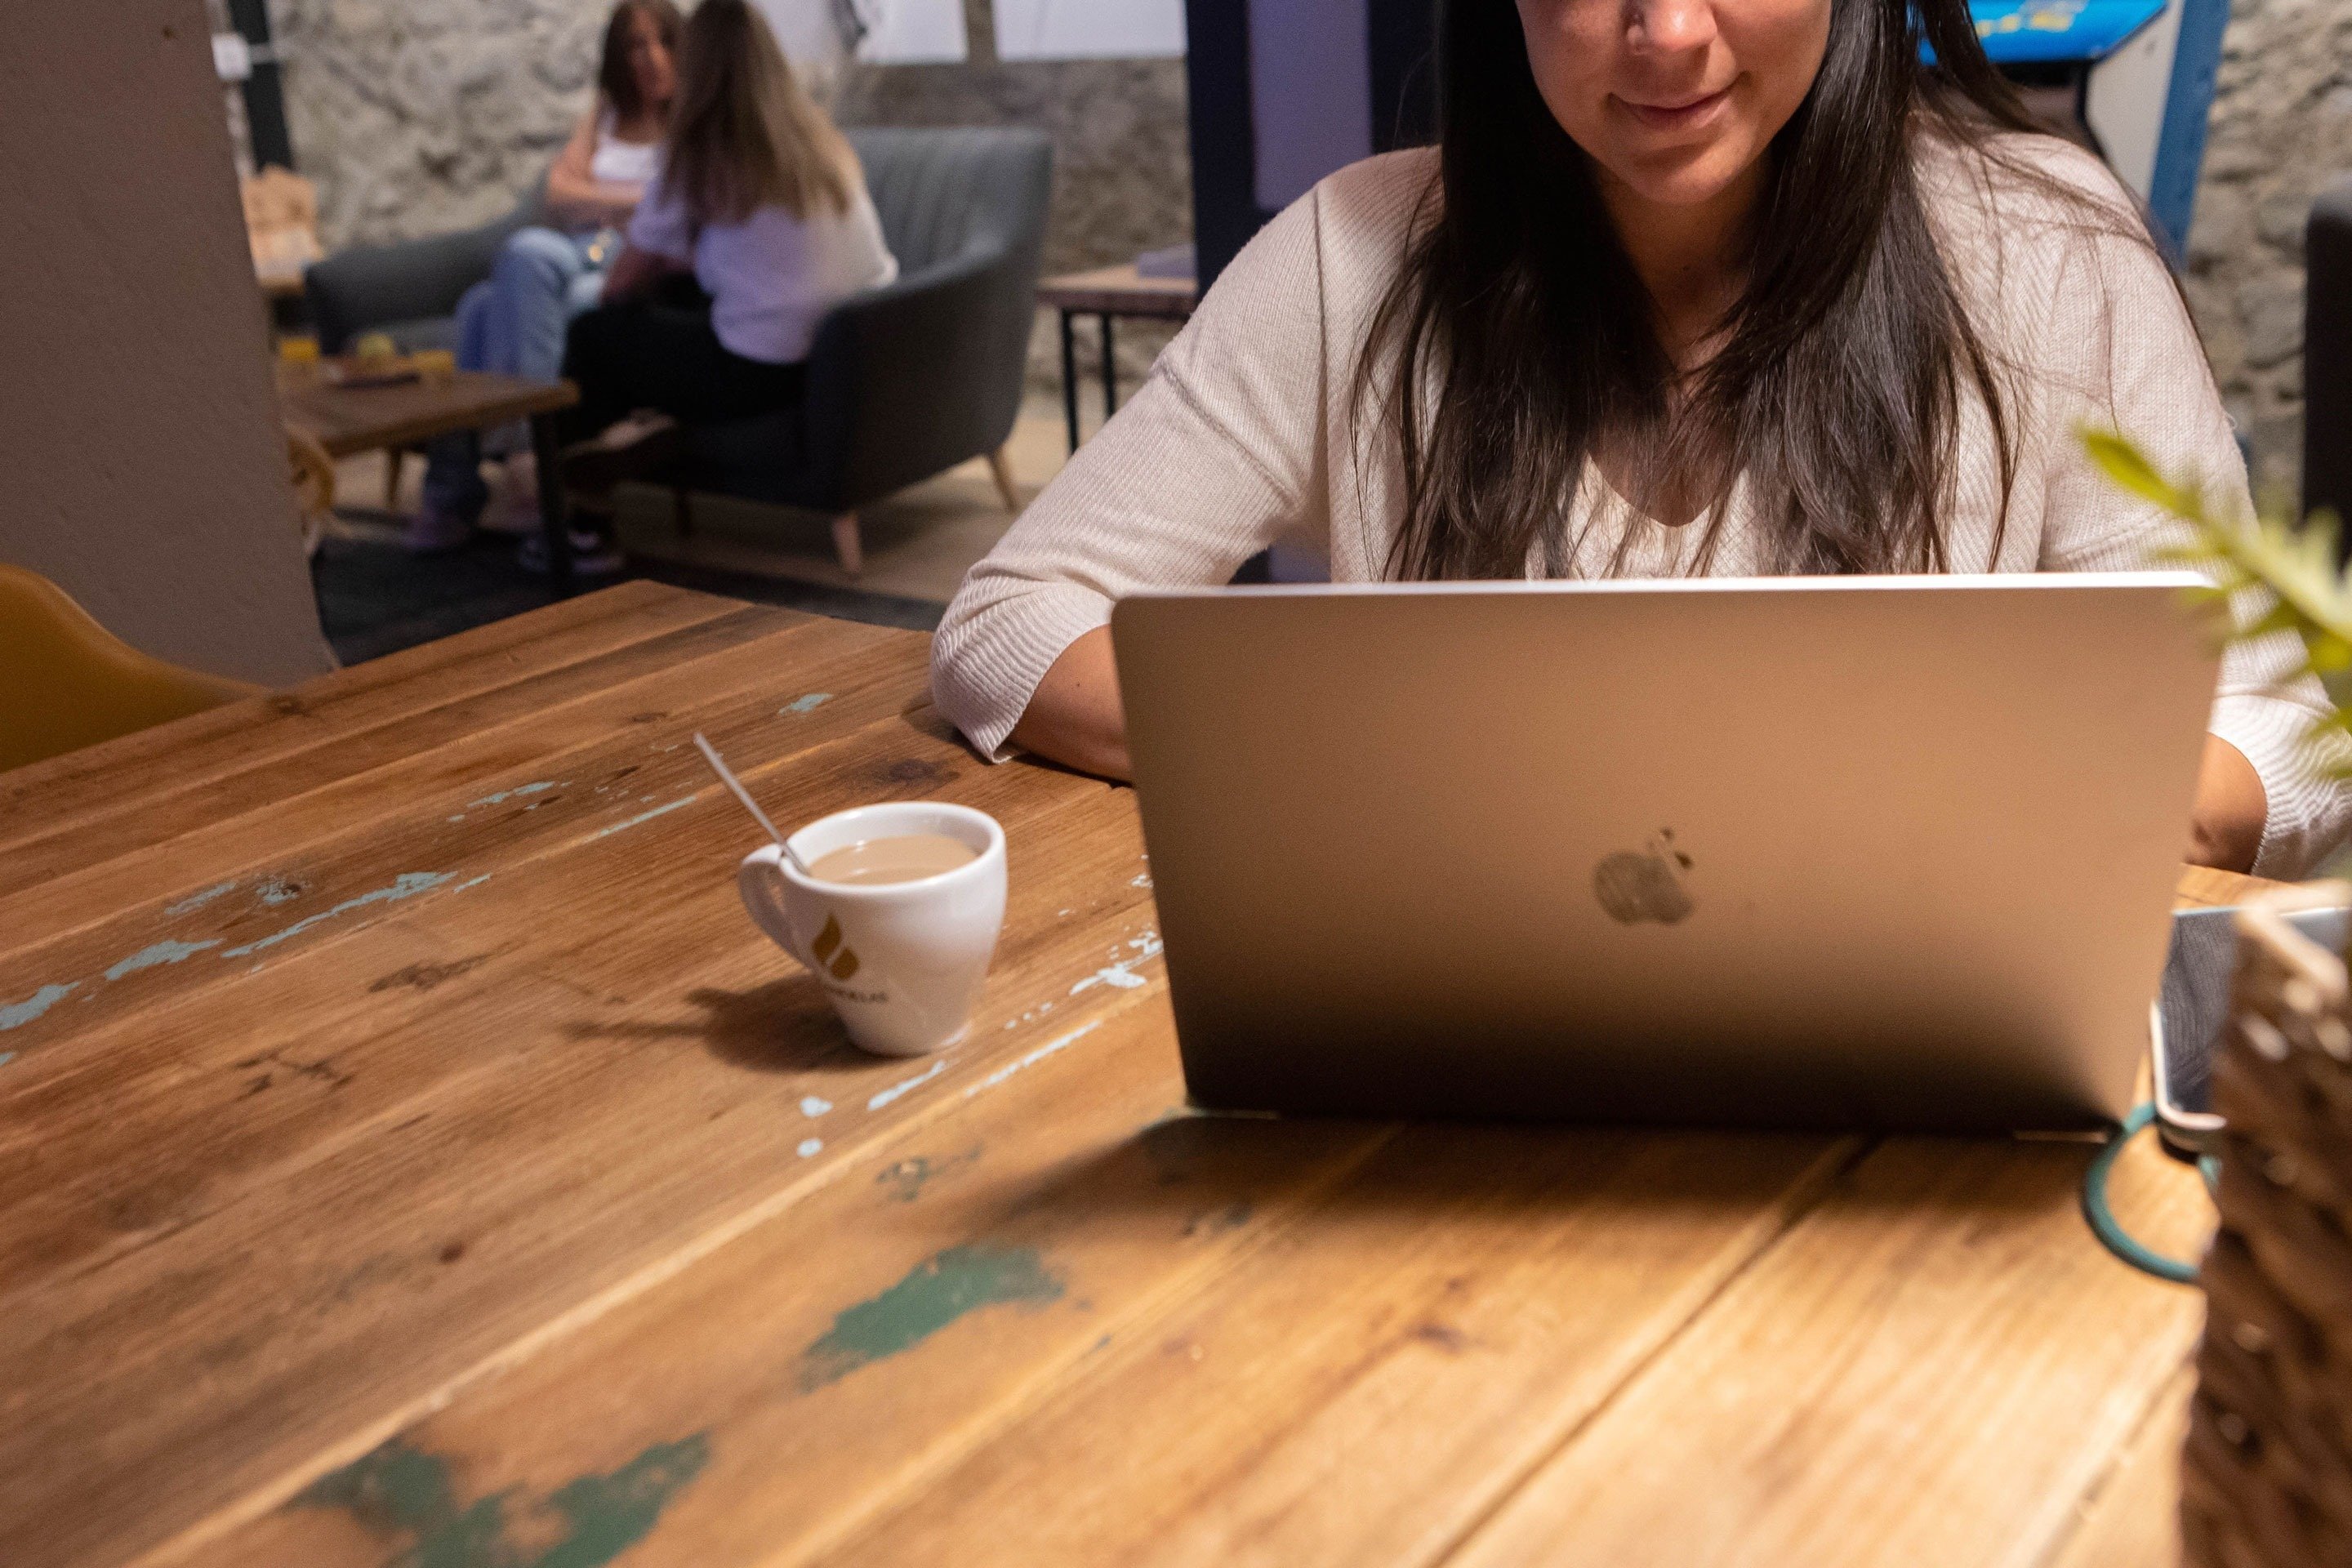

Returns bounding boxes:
[806,833,978,886]
[738,802,1006,1057]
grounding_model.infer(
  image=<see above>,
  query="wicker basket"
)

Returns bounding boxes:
[2182,885,2352,1568]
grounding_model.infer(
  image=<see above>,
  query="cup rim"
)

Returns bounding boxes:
[765,801,1004,899]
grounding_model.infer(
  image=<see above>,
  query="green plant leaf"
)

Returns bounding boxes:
[2080,427,2190,513]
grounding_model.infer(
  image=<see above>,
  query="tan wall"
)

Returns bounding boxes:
[0,0,333,687]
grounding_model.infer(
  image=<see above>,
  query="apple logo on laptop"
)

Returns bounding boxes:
[1593,831,1695,925]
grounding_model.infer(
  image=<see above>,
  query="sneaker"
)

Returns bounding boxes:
[561,412,686,506]
[404,500,478,554]
[517,528,627,577]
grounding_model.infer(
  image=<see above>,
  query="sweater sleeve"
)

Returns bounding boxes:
[930,186,1337,761]
[2027,162,2352,879]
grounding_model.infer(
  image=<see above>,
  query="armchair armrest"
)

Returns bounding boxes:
[304,195,541,352]
[2309,176,2352,530]
[794,247,1034,510]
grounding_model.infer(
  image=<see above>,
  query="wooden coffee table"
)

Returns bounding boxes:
[275,362,584,590]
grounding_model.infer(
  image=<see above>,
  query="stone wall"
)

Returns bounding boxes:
[266,0,2348,484]
[2181,0,2352,497]
[269,0,1190,387]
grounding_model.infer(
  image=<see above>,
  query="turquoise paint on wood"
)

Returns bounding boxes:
[104,938,222,981]
[0,982,78,1031]
[800,1244,1062,1391]
[292,1432,709,1568]
[588,797,694,840]
[220,872,454,958]
[165,879,238,915]
[532,1436,710,1568]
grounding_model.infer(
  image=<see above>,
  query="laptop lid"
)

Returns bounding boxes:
[1111,575,2221,1132]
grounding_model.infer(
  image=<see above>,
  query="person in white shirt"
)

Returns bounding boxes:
[415,0,681,560]
[552,0,898,572]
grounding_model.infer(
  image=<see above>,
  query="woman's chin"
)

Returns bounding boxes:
[1596,140,1766,212]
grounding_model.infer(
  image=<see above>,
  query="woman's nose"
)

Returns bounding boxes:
[1624,0,1719,54]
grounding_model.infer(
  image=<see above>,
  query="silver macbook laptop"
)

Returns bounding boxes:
[1110,575,2221,1132]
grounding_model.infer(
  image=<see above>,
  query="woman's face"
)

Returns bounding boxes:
[1514,0,1832,210]
[626,9,677,110]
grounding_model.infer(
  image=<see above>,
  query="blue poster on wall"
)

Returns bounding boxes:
[1963,0,2233,257]
[1968,0,2167,64]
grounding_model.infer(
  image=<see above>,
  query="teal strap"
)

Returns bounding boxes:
[2081,1102,2215,1285]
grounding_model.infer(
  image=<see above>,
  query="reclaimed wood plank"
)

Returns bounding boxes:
[146,998,1340,1568]
[804,1129,1855,1568]
[0,608,889,984]
[1446,1125,2214,1568]
[1,774,1159,1568]
[0,713,1119,1298]
[153,1023,1851,1568]
[2042,1370,2192,1568]
[0,582,748,862]
[2,567,2256,1568]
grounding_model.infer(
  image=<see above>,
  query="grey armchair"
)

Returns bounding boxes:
[303,180,550,354]
[2310,176,2352,532]
[654,126,1054,573]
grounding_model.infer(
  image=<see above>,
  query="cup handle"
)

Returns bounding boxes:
[738,847,810,967]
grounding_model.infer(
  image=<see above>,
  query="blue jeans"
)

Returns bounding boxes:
[421,226,613,523]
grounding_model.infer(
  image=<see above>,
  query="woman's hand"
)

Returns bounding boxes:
[596,243,680,305]
[2189,735,2266,874]
[1009,627,1130,781]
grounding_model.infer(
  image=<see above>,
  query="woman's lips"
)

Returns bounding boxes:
[1615,86,1734,132]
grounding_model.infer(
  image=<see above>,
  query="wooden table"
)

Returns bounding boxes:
[1036,263,1199,453]
[275,361,583,589]
[0,581,2257,1568]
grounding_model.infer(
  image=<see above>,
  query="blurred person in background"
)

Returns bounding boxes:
[412,0,683,559]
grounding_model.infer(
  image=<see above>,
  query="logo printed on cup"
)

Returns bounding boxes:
[738,802,1007,1057]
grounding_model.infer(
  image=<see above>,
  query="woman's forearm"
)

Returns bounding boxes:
[1008,627,1130,781]
[2188,734,2266,874]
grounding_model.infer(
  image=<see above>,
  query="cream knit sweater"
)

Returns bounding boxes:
[934,136,2350,880]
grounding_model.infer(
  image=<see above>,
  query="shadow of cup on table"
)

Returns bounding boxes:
[564,976,862,1076]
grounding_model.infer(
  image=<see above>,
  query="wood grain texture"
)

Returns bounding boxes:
[2,586,2267,1568]
[2043,1370,2191,1568]
[1447,1125,2214,1568]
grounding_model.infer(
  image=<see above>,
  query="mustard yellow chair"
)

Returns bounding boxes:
[0,564,262,773]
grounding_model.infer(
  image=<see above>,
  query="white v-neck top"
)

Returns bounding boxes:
[931,134,2351,878]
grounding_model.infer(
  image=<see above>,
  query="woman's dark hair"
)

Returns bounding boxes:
[1361,0,2145,580]
[599,0,684,122]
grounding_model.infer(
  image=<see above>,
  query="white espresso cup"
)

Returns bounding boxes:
[737,801,1007,1058]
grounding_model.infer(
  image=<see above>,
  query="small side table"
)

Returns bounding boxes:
[276,363,583,591]
[1036,264,1199,453]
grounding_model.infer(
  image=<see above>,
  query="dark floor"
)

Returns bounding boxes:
[310,525,945,666]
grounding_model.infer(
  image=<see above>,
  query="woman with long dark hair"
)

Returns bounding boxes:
[414,0,682,556]
[935,0,2348,877]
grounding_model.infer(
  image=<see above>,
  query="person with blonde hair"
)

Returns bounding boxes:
[552,0,898,572]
